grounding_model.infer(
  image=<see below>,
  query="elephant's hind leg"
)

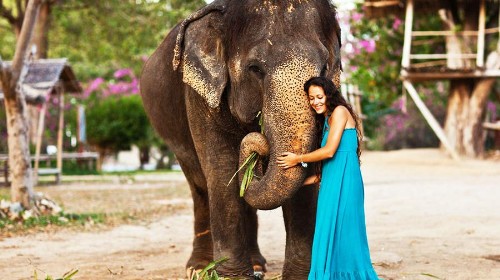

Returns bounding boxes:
[182,166,213,273]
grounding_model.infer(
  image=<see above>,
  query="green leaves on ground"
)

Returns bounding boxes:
[33,268,78,280]
[191,257,228,280]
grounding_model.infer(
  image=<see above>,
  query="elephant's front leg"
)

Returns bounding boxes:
[282,186,318,279]
[245,206,267,274]
[206,160,256,278]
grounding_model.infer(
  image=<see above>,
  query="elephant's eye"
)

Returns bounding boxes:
[248,65,265,79]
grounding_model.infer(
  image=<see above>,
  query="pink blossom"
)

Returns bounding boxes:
[84,77,105,97]
[114,68,134,79]
[359,39,376,53]
[392,18,402,30]
[351,12,363,22]
[108,82,131,94]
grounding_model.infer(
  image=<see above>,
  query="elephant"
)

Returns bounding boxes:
[140,0,341,278]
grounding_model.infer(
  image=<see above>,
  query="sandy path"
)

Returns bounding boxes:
[0,149,499,279]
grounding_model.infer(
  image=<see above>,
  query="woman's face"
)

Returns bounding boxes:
[308,85,327,115]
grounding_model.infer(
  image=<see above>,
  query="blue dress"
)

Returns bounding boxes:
[308,117,379,280]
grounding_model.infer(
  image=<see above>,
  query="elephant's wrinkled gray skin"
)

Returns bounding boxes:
[140,0,341,278]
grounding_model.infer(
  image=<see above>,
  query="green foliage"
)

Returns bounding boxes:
[49,0,206,81]
[0,212,105,230]
[85,94,149,154]
[0,0,206,81]
[345,8,405,139]
[228,112,263,196]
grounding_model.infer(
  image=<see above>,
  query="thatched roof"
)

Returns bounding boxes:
[0,58,82,104]
[363,0,499,18]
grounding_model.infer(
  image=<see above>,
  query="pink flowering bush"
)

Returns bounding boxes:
[343,5,448,150]
[375,85,447,150]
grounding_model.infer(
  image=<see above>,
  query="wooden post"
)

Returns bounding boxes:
[33,100,47,184]
[403,81,460,161]
[401,0,414,68]
[56,89,64,184]
[477,0,486,68]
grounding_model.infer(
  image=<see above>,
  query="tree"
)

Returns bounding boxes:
[85,94,150,170]
[0,0,43,209]
[48,0,206,80]
[0,0,58,57]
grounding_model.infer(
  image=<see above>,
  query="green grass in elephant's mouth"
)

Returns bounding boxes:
[228,112,264,197]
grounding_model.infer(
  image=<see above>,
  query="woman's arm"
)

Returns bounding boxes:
[277,106,349,168]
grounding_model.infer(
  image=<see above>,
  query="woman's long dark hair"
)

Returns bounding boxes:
[304,77,363,180]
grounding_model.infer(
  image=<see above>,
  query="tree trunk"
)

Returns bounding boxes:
[3,93,34,207]
[0,0,43,209]
[139,146,150,170]
[32,2,51,59]
[444,81,470,154]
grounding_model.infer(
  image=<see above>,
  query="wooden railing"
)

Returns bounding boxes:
[0,152,99,186]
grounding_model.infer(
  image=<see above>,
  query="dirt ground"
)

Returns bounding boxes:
[0,148,499,280]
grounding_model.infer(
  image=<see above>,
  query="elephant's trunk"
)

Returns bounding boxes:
[242,57,319,210]
[241,125,316,210]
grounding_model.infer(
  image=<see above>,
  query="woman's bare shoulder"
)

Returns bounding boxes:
[332,106,350,118]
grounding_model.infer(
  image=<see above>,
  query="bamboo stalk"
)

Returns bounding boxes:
[33,101,47,184]
[410,54,477,59]
[363,0,399,7]
[476,0,486,67]
[403,81,460,161]
[412,27,499,37]
[410,60,447,68]
[56,89,64,184]
[401,0,414,68]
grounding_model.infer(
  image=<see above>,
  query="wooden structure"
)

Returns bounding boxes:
[364,0,500,160]
[0,58,96,185]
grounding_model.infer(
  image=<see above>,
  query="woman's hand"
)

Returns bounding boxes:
[277,152,299,169]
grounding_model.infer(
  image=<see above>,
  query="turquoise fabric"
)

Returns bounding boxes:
[308,117,379,280]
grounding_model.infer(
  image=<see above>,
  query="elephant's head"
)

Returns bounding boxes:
[175,0,341,210]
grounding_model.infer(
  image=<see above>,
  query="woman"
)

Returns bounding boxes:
[277,77,379,279]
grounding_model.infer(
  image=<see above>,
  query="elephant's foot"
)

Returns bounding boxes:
[216,271,263,280]
[186,252,213,272]
[251,251,267,273]
[215,258,256,279]
[282,262,310,280]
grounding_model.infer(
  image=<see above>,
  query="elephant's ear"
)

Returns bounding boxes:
[325,19,342,90]
[173,1,227,109]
